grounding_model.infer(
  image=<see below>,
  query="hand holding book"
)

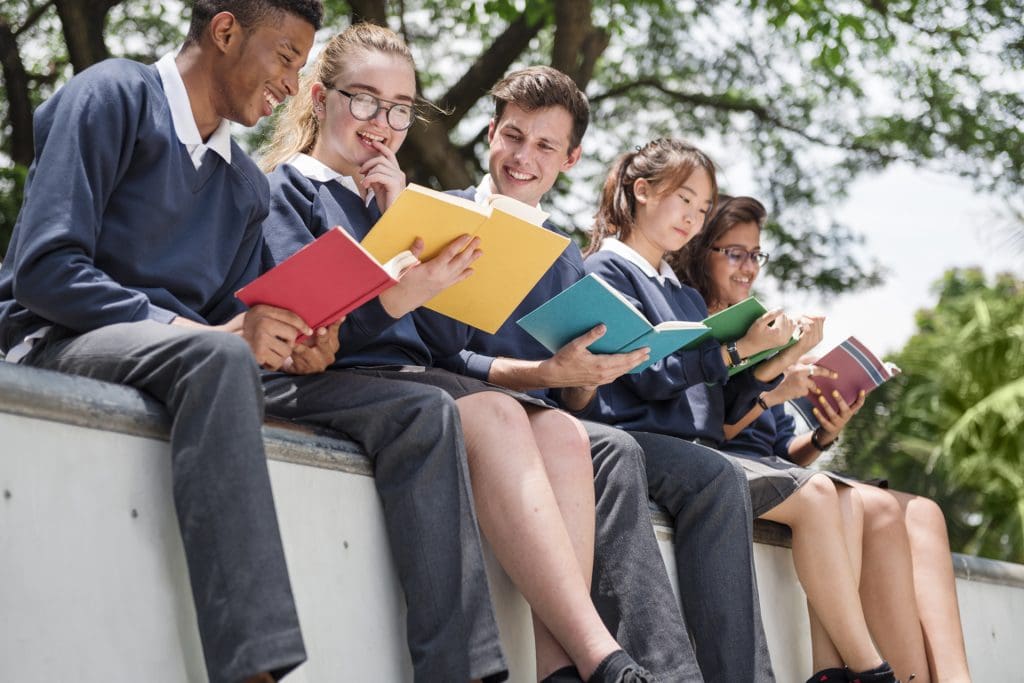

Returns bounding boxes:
[378,234,482,319]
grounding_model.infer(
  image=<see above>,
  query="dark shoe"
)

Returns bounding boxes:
[541,665,584,682]
[806,668,848,683]
[847,661,899,683]
[587,650,652,683]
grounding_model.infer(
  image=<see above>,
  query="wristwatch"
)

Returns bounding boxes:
[810,428,835,451]
[726,341,743,367]
[757,395,770,411]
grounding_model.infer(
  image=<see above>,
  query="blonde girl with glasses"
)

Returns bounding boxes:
[258,23,652,683]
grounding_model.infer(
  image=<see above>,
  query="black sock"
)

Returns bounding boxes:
[540,665,583,682]
[848,661,897,683]
[587,650,651,683]
[806,667,848,683]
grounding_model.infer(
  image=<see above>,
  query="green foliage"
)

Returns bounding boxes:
[1,0,1022,294]
[842,268,1024,563]
[0,164,27,259]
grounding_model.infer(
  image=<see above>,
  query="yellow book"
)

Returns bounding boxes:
[361,183,570,333]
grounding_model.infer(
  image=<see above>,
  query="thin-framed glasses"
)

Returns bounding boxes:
[330,88,415,131]
[709,245,770,267]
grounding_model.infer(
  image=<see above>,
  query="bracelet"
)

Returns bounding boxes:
[726,341,744,367]
[757,395,770,411]
[810,428,835,451]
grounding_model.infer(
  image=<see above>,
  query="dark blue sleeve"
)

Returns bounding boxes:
[10,68,178,331]
[585,257,727,401]
[772,404,799,458]
[722,367,782,424]
[263,169,398,353]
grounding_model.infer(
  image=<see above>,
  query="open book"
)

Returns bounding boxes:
[516,273,710,374]
[789,336,900,427]
[702,296,800,376]
[360,184,570,334]
[236,226,416,342]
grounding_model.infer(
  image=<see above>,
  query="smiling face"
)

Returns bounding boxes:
[627,168,714,268]
[214,11,315,127]
[486,103,581,206]
[310,51,416,178]
[708,220,762,305]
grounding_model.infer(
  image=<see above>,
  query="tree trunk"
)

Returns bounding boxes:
[54,0,117,73]
[551,0,608,90]
[349,0,388,26]
[0,21,35,165]
[399,9,546,187]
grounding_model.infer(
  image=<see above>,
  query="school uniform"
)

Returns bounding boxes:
[262,155,509,682]
[0,54,304,683]
[419,178,771,682]
[584,239,780,682]
[723,404,882,499]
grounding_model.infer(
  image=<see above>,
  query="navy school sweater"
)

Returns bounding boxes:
[0,59,267,352]
[582,248,777,444]
[721,404,799,460]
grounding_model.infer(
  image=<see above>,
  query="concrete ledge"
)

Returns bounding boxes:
[0,359,1020,588]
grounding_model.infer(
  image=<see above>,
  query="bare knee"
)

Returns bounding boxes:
[530,409,592,480]
[860,486,905,535]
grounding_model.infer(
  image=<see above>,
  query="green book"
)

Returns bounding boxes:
[702,296,799,375]
[516,274,711,374]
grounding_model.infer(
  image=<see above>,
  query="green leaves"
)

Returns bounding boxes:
[843,268,1024,562]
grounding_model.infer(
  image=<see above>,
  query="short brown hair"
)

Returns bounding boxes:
[490,66,590,151]
[185,0,323,45]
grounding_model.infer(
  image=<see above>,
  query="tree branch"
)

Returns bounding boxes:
[14,0,57,38]
[54,0,117,72]
[591,78,900,161]
[438,10,545,131]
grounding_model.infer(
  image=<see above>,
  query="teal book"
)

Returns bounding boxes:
[702,296,799,375]
[516,273,710,374]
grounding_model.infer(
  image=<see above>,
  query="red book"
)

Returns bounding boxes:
[790,336,900,426]
[236,227,416,341]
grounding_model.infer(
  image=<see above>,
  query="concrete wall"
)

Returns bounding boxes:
[2,362,1022,682]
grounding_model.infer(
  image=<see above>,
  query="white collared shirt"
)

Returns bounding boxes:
[285,153,375,207]
[155,52,232,170]
[598,237,681,287]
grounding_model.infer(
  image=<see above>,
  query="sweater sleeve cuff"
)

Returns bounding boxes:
[464,351,496,382]
[148,305,178,325]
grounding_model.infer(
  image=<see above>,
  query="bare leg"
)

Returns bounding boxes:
[891,489,972,682]
[527,408,598,679]
[456,392,617,679]
[809,486,865,672]
[854,484,930,682]
[760,474,882,672]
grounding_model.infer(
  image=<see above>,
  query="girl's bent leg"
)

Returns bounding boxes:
[456,392,618,680]
[854,483,930,682]
[761,474,882,673]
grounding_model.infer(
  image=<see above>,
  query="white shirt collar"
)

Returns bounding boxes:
[473,173,544,212]
[599,237,681,287]
[285,153,375,207]
[156,52,232,169]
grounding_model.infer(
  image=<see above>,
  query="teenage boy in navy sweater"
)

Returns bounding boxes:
[0,2,325,682]
[424,67,777,682]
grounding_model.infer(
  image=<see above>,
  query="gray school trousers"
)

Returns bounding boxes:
[584,421,704,683]
[629,431,776,683]
[25,322,306,683]
[262,369,507,683]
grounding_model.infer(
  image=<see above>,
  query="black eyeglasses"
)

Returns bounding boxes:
[709,246,770,267]
[330,88,415,131]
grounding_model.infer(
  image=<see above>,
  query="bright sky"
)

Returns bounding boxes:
[764,163,1022,359]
